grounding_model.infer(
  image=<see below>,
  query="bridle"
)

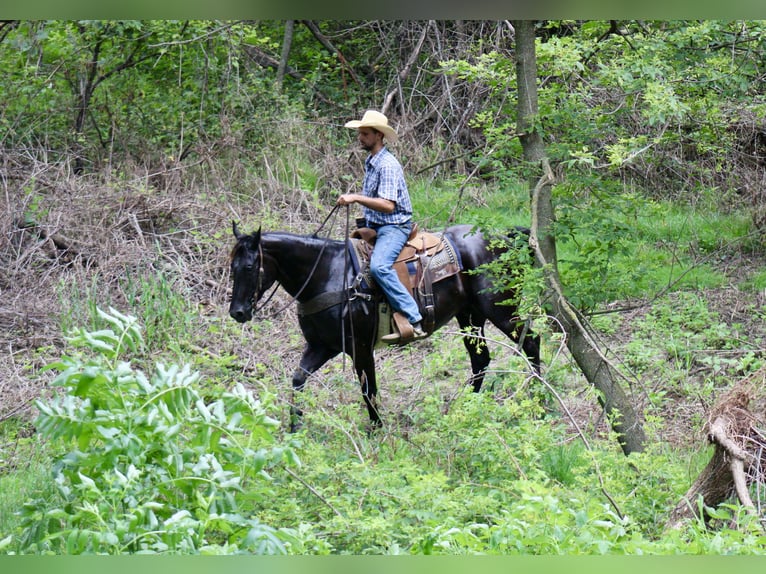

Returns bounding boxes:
[250,240,278,315]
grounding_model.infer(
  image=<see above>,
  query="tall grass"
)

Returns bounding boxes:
[412,175,754,308]
[57,266,197,352]
[0,433,58,538]
[555,194,752,307]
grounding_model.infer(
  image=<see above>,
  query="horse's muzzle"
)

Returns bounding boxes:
[229,304,252,323]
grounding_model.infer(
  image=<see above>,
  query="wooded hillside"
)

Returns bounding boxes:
[2,20,766,554]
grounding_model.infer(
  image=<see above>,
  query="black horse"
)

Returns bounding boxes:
[229,222,540,429]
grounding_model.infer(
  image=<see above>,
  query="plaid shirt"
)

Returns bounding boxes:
[361,146,412,226]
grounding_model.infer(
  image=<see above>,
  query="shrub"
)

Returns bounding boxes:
[10,308,301,554]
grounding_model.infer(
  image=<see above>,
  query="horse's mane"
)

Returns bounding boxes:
[229,236,251,263]
[229,230,342,264]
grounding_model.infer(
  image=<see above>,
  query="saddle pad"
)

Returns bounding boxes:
[398,231,445,262]
[420,237,462,284]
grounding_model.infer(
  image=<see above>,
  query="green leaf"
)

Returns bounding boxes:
[96,425,120,439]
[77,472,97,491]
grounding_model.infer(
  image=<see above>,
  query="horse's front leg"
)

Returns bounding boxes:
[290,343,338,432]
[353,350,380,429]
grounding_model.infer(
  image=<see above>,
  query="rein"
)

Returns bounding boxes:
[251,205,343,318]
[249,204,364,374]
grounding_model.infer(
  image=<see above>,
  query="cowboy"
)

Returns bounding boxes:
[337,110,426,343]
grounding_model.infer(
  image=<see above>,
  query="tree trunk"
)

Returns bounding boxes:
[276,20,294,91]
[513,20,646,455]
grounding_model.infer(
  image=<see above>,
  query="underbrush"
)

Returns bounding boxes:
[2,309,298,554]
[3,312,766,554]
[2,148,766,554]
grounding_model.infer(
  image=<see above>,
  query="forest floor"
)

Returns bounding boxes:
[2,169,766,458]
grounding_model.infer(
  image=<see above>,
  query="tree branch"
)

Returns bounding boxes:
[301,20,363,89]
[709,417,756,511]
[382,21,431,116]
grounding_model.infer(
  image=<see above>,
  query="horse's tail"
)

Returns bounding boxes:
[509,225,531,239]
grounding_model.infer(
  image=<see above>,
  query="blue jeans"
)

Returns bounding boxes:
[369,223,422,325]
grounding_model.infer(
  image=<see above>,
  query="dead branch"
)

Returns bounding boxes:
[301,20,363,89]
[666,369,766,530]
[381,21,432,116]
[15,218,90,266]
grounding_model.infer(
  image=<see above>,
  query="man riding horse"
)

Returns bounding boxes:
[336,110,427,344]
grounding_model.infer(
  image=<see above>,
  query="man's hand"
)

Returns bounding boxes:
[337,193,395,214]
[337,194,357,206]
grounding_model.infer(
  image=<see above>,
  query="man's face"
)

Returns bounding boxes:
[357,127,382,152]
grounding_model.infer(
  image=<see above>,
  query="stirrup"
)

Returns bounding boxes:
[411,326,427,340]
[381,320,427,345]
[381,331,403,344]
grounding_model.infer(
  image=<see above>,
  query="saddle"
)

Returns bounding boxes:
[349,223,462,340]
[351,224,441,261]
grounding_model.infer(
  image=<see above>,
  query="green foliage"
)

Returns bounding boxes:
[57,262,205,353]
[739,269,766,292]
[247,388,766,555]
[474,230,545,322]
[5,305,766,555]
[618,290,764,437]
[6,19,766,558]
[0,427,59,542]
[8,308,301,554]
[552,184,751,309]
[537,20,766,180]
[0,21,299,167]
[438,21,763,310]
[120,268,197,351]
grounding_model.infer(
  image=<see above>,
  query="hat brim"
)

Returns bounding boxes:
[344,120,398,143]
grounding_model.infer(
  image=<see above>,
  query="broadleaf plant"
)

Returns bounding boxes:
[15,308,301,554]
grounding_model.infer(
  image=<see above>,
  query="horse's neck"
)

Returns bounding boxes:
[263,233,344,298]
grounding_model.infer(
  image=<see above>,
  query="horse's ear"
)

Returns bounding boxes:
[232,221,243,240]
[253,226,261,244]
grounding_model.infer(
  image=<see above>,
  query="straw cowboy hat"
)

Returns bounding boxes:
[344,110,398,143]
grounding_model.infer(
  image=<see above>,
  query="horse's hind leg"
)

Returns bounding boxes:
[487,310,541,373]
[517,322,541,373]
[290,343,339,432]
[456,311,491,392]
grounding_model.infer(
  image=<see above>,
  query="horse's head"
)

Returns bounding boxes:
[229,222,270,323]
